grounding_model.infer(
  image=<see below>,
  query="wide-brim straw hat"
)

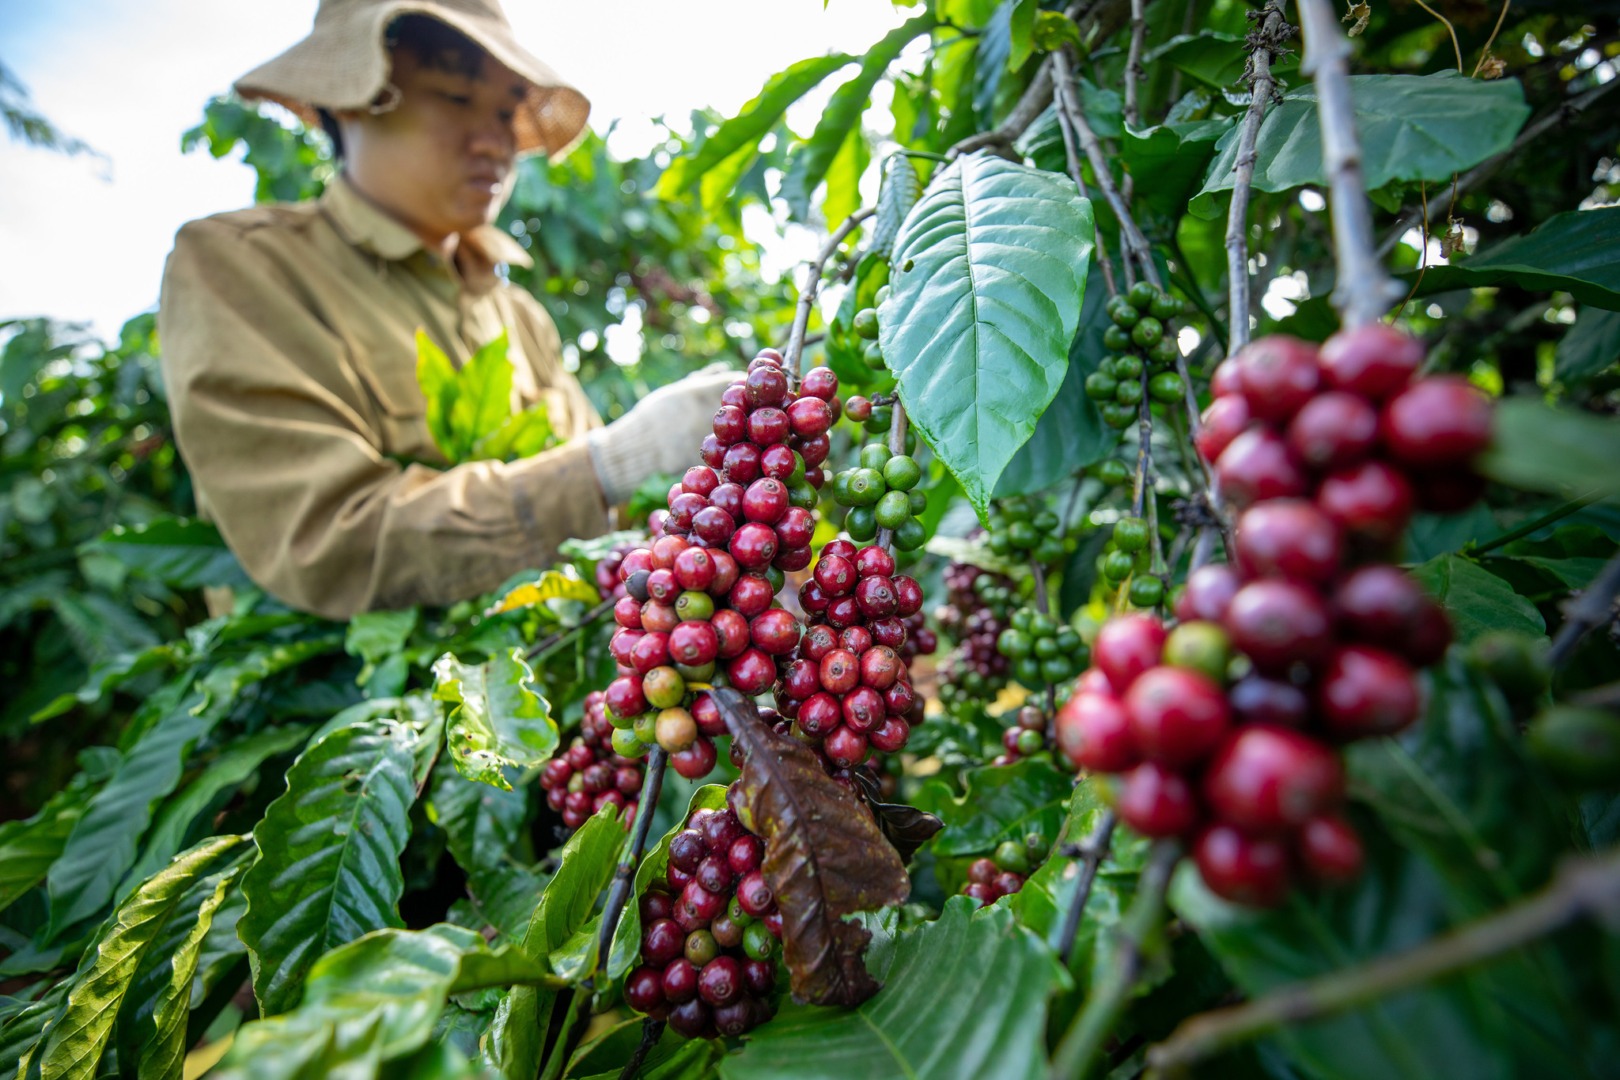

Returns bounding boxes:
[234,0,590,160]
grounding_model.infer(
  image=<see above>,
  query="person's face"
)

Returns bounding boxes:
[339,46,526,250]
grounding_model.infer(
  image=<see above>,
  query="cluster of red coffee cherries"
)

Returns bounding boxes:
[592,540,644,601]
[776,539,928,768]
[602,351,842,784]
[539,690,645,831]
[1058,324,1491,906]
[624,797,781,1039]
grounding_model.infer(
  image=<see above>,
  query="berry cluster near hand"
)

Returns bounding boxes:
[1087,281,1193,431]
[624,794,781,1039]
[602,351,841,787]
[539,689,645,832]
[1058,325,1491,906]
[779,539,928,769]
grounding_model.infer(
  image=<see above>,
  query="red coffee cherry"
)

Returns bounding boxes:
[800,366,839,400]
[1215,428,1309,509]
[711,609,751,659]
[1316,460,1415,545]
[819,649,860,695]
[1055,691,1140,773]
[1233,335,1321,423]
[1223,580,1334,674]
[1124,666,1232,770]
[1298,814,1366,884]
[727,648,778,696]
[750,609,801,656]
[822,725,869,768]
[1175,563,1241,623]
[1316,645,1420,739]
[1093,613,1168,693]
[728,522,779,570]
[1202,725,1345,832]
[1380,376,1493,467]
[1195,394,1251,464]
[1319,323,1424,401]
[742,479,789,524]
[1286,391,1379,471]
[1117,762,1200,838]
[1234,500,1343,584]
[1193,824,1292,907]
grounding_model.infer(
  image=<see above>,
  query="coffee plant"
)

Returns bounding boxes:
[4,1,1620,1078]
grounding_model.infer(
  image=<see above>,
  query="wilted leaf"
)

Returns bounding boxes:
[433,648,559,790]
[714,688,910,1006]
[850,768,942,865]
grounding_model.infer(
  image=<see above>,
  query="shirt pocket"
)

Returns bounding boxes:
[348,337,448,466]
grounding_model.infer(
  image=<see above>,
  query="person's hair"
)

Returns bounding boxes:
[317,14,490,159]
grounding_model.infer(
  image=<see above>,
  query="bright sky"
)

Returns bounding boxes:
[0,1,909,342]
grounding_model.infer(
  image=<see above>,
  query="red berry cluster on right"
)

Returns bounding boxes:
[623,799,781,1039]
[777,540,927,769]
[1058,325,1492,907]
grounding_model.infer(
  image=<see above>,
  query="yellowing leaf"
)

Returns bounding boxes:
[487,569,600,616]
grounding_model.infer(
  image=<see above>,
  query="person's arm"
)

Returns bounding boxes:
[158,216,613,619]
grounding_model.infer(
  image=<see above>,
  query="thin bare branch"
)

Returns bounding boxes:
[1052,77,1120,297]
[785,208,875,378]
[1146,847,1620,1074]
[1297,0,1403,328]
[1225,0,1294,354]
[1548,550,1620,668]
[1124,0,1147,129]
[526,598,615,662]
[593,749,670,977]
[1057,810,1118,965]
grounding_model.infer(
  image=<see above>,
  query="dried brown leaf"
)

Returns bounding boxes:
[851,766,943,865]
[1342,1,1371,36]
[712,688,910,1006]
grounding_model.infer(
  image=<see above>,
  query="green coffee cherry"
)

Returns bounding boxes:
[854,307,880,339]
[893,517,927,551]
[883,454,922,490]
[1128,280,1158,310]
[1150,291,1180,320]
[845,505,878,541]
[1102,549,1135,582]
[1085,371,1119,401]
[1114,516,1150,552]
[859,443,891,470]
[1131,317,1164,349]
[875,490,912,529]
[1102,324,1133,351]
[1100,403,1136,429]
[1095,459,1131,486]
[1128,575,1165,608]
[1148,371,1186,403]
[1107,295,1140,328]
[1115,378,1144,406]
[1527,705,1620,787]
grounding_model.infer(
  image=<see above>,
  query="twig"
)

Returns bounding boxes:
[593,749,670,977]
[617,1017,665,1080]
[1052,75,1119,297]
[1464,496,1594,557]
[784,208,875,378]
[526,598,615,661]
[1057,810,1118,965]
[1145,847,1620,1074]
[1547,551,1620,668]
[1049,840,1182,1079]
[874,402,911,552]
[1377,78,1620,258]
[1123,0,1147,129]
[1412,0,1464,73]
[949,63,1054,159]
[1225,0,1293,355]
[1297,0,1403,328]
[1050,50,1160,289]
[1472,0,1512,78]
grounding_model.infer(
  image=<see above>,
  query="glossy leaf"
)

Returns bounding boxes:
[722,899,1064,1080]
[1145,31,1251,89]
[430,761,542,941]
[1479,398,1620,499]
[1194,73,1530,216]
[0,776,94,916]
[214,923,559,1079]
[779,14,935,219]
[879,152,1094,514]
[433,648,559,790]
[119,722,310,900]
[416,330,460,463]
[81,518,250,590]
[1555,308,1620,382]
[1411,206,1620,310]
[32,834,248,1080]
[1121,119,1229,220]
[449,330,516,462]
[914,757,1073,857]
[717,688,910,1006]
[520,804,625,975]
[120,850,250,1080]
[238,717,420,1015]
[822,127,871,233]
[345,609,418,667]
[47,687,214,938]
[656,54,854,199]
[1409,554,1546,644]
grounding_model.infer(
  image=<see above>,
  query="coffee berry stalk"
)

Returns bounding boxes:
[600,350,840,790]
[623,793,782,1039]
[1057,324,1492,907]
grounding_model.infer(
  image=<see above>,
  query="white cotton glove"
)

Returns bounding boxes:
[587,367,738,504]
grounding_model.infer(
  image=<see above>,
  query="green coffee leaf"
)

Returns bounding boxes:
[879,152,1094,514]
[1194,73,1530,216]
[914,757,1073,857]
[1555,309,1620,383]
[723,899,1064,1080]
[432,648,559,790]
[449,330,516,461]
[1480,398,1620,499]
[239,718,420,1015]
[82,517,250,590]
[1410,554,1545,644]
[0,776,95,917]
[1410,206,1620,309]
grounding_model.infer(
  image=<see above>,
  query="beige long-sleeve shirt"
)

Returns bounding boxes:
[157,175,611,619]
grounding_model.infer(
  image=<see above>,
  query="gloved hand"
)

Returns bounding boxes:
[586,367,737,505]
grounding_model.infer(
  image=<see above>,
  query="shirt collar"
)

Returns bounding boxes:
[321,174,535,279]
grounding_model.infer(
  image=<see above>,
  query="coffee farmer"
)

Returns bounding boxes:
[158,0,729,619]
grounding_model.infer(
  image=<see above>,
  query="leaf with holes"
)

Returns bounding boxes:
[878,152,1094,514]
[433,648,559,790]
[238,718,420,1015]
